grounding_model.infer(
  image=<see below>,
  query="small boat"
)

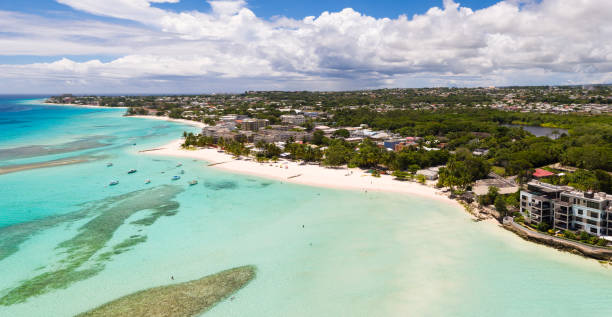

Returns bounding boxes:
[127,169,137,174]
[172,175,181,181]
[106,163,113,167]
[180,170,185,175]
[145,179,151,184]
[189,180,198,186]
[109,180,119,186]
[176,163,183,167]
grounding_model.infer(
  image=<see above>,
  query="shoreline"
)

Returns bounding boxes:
[141,139,612,262]
[127,115,207,129]
[36,101,207,129]
[141,139,462,208]
[40,102,127,109]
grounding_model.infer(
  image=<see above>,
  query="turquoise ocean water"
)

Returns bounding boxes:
[1,97,612,316]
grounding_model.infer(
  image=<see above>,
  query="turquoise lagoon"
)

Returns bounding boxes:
[1,97,612,316]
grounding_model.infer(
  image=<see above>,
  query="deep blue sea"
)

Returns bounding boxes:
[2,97,612,316]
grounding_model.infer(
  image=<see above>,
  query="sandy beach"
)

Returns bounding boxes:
[128,115,207,129]
[41,101,207,129]
[142,139,460,206]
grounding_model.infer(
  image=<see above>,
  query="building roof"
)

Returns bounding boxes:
[533,168,555,178]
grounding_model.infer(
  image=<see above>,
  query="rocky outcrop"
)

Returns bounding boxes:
[504,219,612,261]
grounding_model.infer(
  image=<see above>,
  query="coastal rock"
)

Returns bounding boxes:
[504,221,612,261]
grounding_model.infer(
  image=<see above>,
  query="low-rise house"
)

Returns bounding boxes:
[383,139,403,150]
[472,149,489,156]
[416,166,443,180]
[345,137,364,143]
[280,114,306,125]
[220,114,238,122]
[533,169,555,178]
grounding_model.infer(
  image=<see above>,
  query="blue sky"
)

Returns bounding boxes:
[0,0,502,20]
[0,0,509,66]
[0,0,610,94]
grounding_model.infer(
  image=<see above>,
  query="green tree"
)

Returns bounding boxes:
[302,121,314,132]
[537,222,549,232]
[333,129,350,138]
[392,171,411,181]
[416,174,426,184]
[312,130,325,145]
[323,142,351,167]
[494,195,508,218]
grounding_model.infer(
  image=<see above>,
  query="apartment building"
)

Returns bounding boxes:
[240,119,269,131]
[520,181,612,236]
[280,114,306,125]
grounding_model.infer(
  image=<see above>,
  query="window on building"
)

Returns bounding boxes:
[561,196,569,202]
[589,211,599,219]
[587,201,600,209]
[578,209,583,215]
[590,227,598,234]
[587,219,597,226]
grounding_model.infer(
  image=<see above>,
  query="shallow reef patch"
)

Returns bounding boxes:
[0,185,184,306]
[76,265,256,317]
[0,154,107,176]
[204,180,238,191]
[0,135,114,161]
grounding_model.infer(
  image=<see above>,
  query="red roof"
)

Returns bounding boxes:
[533,168,555,178]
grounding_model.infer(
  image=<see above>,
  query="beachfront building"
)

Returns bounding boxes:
[253,129,312,143]
[520,181,612,236]
[520,181,562,226]
[241,119,269,131]
[416,166,444,180]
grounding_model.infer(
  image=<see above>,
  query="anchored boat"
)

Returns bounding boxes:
[172,175,181,181]
[189,180,198,186]
[109,180,119,186]
[127,169,137,174]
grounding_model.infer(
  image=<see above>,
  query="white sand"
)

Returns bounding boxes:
[142,139,460,206]
[128,115,207,129]
[42,102,206,129]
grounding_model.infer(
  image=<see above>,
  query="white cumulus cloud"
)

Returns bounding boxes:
[1,0,611,93]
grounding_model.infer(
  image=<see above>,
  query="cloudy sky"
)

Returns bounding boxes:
[1,0,611,94]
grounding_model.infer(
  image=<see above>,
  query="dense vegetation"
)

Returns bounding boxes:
[182,104,612,193]
[53,87,612,195]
